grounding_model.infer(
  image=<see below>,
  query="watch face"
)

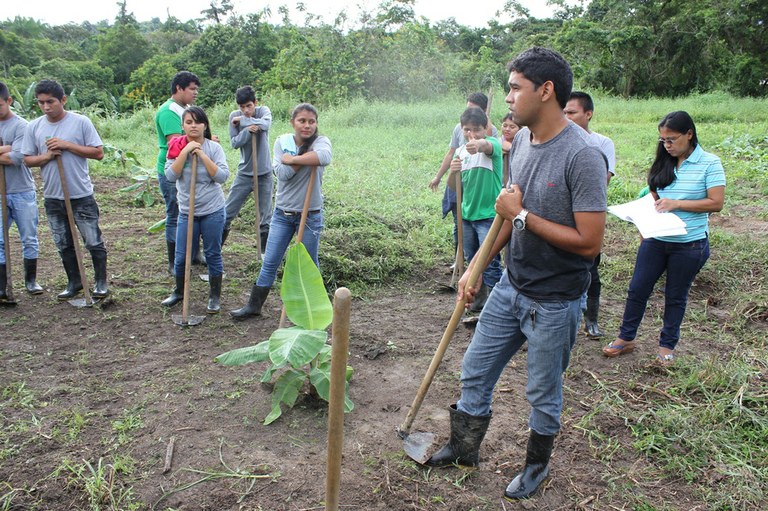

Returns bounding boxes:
[513,218,524,230]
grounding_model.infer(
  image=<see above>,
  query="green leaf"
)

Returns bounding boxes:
[268,327,327,368]
[264,369,306,425]
[215,340,270,365]
[281,243,332,330]
[141,191,154,207]
[310,364,354,412]
[148,218,166,233]
[309,364,331,401]
[119,182,143,192]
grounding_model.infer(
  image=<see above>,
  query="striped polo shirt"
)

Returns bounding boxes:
[656,144,726,243]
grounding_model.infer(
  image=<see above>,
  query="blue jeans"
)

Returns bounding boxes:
[619,237,710,350]
[224,171,273,235]
[457,271,583,435]
[462,217,502,288]
[175,208,225,277]
[1,191,40,262]
[158,173,179,244]
[44,195,106,258]
[257,208,323,288]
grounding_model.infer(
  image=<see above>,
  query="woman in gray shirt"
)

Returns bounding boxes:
[231,103,332,320]
[162,106,229,313]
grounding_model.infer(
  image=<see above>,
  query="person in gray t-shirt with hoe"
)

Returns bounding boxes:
[0,81,43,300]
[22,80,108,300]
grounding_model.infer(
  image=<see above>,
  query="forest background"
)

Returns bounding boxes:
[1,0,766,117]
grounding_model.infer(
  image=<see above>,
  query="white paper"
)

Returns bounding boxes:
[608,194,687,238]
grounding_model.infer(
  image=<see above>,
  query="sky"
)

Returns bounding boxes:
[5,0,556,28]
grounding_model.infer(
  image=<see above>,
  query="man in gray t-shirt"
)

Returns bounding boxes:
[423,48,607,501]
[564,91,615,338]
[22,80,109,300]
[0,81,43,299]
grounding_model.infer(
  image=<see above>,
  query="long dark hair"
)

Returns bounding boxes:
[183,106,212,140]
[291,103,319,155]
[648,111,698,191]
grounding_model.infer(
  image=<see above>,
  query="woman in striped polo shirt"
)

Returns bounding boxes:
[603,111,726,365]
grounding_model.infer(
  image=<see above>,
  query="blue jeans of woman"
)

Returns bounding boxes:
[1,191,40,263]
[174,208,225,277]
[44,195,106,258]
[619,237,710,350]
[456,271,583,436]
[256,208,323,288]
[462,217,502,288]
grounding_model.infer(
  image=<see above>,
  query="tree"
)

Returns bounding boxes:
[200,0,234,24]
[96,22,154,84]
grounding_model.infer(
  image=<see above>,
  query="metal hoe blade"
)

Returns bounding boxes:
[68,297,96,308]
[399,430,436,465]
[172,314,206,327]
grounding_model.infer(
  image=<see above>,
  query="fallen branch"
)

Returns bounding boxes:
[162,436,175,474]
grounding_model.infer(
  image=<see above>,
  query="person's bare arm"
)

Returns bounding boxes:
[429,147,456,191]
[654,186,724,214]
[46,137,103,160]
[497,185,604,259]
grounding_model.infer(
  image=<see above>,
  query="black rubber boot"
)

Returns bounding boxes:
[584,297,604,338]
[23,258,43,295]
[504,430,556,500]
[166,241,176,275]
[0,264,8,301]
[260,228,269,254]
[425,404,492,468]
[207,274,222,314]
[91,252,109,298]
[229,284,270,320]
[221,228,230,247]
[57,251,83,300]
[469,284,490,313]
[162,274,185,307]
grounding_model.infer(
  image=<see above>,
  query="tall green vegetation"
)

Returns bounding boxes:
[1,0,765,114]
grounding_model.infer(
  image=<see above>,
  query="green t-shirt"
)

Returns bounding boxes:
[457,136,503,221]
[155,98,185,176]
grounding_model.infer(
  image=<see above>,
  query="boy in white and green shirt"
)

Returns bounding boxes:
[448,107,503,311]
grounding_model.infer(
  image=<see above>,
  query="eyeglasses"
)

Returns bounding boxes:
[658,134,683,145]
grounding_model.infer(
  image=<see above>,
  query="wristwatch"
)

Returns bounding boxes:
[513,209,529,231]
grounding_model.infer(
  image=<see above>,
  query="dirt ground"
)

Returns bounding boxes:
[0,178,762,510]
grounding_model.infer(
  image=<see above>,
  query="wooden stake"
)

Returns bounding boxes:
[251,132,262,260]
[325,287,351,511]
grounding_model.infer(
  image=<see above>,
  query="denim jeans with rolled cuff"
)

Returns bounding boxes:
[456,271,582,436]
[256,208,323,288]
[619,236,710,350]
[462,217,502,288]
[44,195,106,260]
[1,191,40,263]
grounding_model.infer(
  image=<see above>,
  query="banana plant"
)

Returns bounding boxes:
[215,243,354,424]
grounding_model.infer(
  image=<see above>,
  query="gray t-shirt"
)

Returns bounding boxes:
[22,112,102,200]
[273,134,332,212]
[228,106,272,177]
[505,123,607,300]
[165,139,229,217]
[0,114,35,194]
[587,131,616,175]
